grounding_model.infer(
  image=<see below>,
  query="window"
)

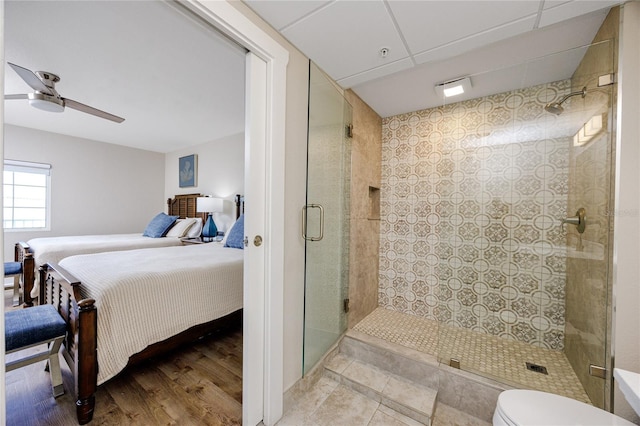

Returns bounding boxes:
[4,160,51,230]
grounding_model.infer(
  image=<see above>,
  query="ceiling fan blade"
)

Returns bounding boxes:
[63,98,125,123]
[8,62,54,95]
[4,94,28,100]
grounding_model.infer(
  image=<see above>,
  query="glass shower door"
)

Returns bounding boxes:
[302,61,352,374]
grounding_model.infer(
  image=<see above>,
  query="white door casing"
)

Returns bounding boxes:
[180,2,288,425]
[243,51,267,425]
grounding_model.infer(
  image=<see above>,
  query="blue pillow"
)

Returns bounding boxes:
[143,213,178,238]
[224,215,244,249]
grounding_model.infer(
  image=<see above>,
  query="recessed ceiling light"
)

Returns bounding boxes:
[434,77,472,99]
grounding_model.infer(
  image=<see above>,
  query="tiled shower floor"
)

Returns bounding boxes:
[353,307,590,404]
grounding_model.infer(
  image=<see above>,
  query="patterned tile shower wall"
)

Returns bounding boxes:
[379,80,572,350]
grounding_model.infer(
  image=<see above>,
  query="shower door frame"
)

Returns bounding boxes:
[302,61,353,375]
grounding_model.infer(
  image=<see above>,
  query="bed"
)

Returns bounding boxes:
[39,212,245,424]
[17,194,242,306]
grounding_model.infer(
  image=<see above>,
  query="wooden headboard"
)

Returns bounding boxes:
[167,194,206,221]
[168,193,244,221]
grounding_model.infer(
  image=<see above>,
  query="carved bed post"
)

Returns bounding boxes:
[41,262,98,425]
[75,298,97,425]
[15,242,35,307]
[234,194,245,219]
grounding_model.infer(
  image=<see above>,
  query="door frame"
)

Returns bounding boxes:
[180,2,289,425]
[179,2,289,425]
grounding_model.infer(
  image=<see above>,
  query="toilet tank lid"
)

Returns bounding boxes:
[614,368,640,417]
[497,390,635,426]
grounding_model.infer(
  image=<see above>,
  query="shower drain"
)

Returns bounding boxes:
[526,362,548,375]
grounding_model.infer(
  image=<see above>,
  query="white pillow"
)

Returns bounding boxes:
[165,218,197,238]
[186,217,204,238]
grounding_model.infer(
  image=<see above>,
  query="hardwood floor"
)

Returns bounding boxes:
[4,290,243,426]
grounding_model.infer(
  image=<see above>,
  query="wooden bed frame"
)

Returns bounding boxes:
[38,263,242,424]
[29,194,245,424]
[18,193,244,307]
[166,193,207,221]
[167,193,244,222]
[14,242,35,306]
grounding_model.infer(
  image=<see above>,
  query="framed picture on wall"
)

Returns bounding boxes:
[179,154,197,188]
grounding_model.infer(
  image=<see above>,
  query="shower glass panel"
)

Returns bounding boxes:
[432,40,615,407]
[303,61,352,374]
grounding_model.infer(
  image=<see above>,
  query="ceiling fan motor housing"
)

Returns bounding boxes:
[28,92,64,113]
[35,70,60,85]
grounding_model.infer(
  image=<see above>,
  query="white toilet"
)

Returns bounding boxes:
[493,369,640,426]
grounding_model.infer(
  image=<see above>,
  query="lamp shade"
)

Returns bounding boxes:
[197,197,223,213]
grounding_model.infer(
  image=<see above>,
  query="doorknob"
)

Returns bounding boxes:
[253,235,263,247]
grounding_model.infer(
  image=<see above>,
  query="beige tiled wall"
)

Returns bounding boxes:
[379,80,573,350]
[346,89,383,328]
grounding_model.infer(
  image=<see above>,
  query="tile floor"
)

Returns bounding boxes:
[277,376,489,426]
[353,307,590,403]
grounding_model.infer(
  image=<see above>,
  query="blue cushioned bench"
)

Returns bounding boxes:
[5,305,67,397]
[4,261,22,307]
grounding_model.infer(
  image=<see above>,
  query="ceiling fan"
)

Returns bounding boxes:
[5,62,125,123]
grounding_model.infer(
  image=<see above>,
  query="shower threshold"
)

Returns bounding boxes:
[353,307,590,404]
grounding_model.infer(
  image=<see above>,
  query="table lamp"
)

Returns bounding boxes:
[197,196,223,240]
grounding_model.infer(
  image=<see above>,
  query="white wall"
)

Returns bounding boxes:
[229,2,309,392]
[3,124,165,262]
[613,2,640,422]
[164,133,244,233]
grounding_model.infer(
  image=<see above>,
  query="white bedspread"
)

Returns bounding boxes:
[28,233,184,267]
[58,243,243,385]
[27,234,184,297]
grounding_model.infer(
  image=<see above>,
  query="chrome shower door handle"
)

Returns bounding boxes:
[302,204,324,241]
[561,207,586,234]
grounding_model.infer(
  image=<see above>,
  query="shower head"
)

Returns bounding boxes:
[544,87,587,115]
[544,103,565,115]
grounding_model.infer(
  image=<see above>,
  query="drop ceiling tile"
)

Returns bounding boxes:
[336,57,413,88]
[352,10,609,118]
[282,0,409,81]
[388,1,540,54]
[543,1,573,10]
[539,0,622,27]
[414,16,536,65]
[244,0,331,31]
